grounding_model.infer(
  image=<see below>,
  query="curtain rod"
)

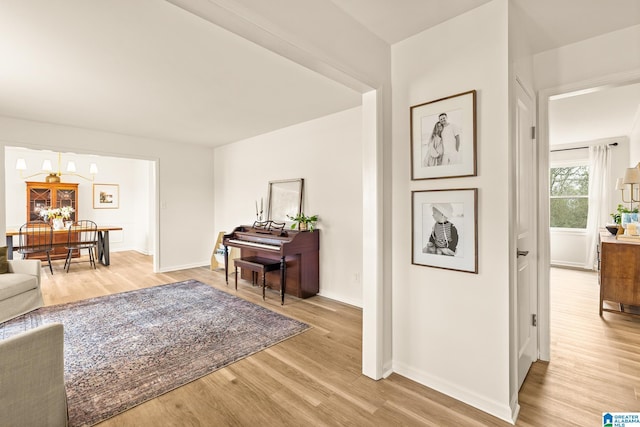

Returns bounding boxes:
[550,142,618,153]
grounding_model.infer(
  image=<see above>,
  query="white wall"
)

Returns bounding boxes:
[214,107,363,306]
[4,146,153,255]
[631,114,640,166]
[533,25,640,91]
[391,0,513,422]
[549,137,630,268]
[0,116,215,272]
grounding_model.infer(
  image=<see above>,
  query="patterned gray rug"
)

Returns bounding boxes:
[0,279,310,427]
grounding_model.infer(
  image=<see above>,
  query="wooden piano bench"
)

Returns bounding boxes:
[233,256,284,304]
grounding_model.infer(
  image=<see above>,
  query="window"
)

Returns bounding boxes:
[550,164,589,228]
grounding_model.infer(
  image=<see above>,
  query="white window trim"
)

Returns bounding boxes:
[549,160,590,230]
[549,227,588,235]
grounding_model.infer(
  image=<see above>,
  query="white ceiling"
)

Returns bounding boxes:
[1,0,639,147]
[0,0,362,146]
[549,83,640,146]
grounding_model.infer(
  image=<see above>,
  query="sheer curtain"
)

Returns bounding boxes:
[585,144,611,270]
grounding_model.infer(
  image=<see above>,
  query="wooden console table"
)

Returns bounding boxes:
[598,231,640,316]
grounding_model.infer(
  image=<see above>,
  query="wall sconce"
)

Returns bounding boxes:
[16,153,98,183]
[619,162,640,207]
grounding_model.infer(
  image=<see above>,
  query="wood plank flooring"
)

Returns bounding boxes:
[518,267,640,426]
[38,252,640,426]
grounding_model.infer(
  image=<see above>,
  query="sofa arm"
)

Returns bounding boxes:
[0,323,68,427]
[7,259,42,285]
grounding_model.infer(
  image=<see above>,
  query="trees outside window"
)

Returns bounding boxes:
[550,165,589,228]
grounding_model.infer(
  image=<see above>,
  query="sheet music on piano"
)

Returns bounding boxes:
[223,222,320,299]
[251,220,285,232]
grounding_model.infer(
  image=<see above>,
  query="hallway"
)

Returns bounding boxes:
[517,267,640,425]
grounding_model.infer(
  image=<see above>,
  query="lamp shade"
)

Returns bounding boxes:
[15,158,27,171]
[623,166,640,184]
[41,160,53,172]
[616,177,625,190]
[89,163,98,175]
[66,161,77,172]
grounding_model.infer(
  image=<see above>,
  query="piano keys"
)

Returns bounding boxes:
[226,239,280,251]
[223,221,320,299]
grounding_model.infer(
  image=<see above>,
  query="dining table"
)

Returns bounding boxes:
[5,225,123,266]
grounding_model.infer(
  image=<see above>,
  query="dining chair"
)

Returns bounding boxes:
[17,221,54,274]
[64,220,98,272]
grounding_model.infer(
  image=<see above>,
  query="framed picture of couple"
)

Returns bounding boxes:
[411,188,478,273]
[410,90,477,180]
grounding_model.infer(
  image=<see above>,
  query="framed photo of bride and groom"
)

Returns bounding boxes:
[410,90,477,180]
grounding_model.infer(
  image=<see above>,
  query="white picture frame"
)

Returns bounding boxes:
[93,184,119,209]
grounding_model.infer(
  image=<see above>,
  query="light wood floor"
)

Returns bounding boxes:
[39,252,640,426]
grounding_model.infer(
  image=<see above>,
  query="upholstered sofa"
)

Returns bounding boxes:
[0,323,68,427]
[0,259,43,324]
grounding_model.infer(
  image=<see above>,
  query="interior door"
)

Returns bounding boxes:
[516,80,538,389]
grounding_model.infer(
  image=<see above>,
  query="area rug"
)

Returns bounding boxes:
[0,280,310,427]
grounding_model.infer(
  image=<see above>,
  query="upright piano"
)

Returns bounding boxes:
[223,222,320,299]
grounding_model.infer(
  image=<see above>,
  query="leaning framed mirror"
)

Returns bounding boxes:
[267,178,304,223]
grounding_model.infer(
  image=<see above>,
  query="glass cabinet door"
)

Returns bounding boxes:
[56,189,77,221]
[28,188,52,221]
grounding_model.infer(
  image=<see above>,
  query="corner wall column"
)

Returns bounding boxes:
[362,89,386,379]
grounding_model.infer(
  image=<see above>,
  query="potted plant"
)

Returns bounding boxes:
[287,213,318,231]
[608,204,638,235]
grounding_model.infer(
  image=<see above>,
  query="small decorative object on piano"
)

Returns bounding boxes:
[252,220,285,232]
[255,198,264,222]
[287,213,318,232]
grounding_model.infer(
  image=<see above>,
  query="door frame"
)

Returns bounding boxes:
[536,69,640,361]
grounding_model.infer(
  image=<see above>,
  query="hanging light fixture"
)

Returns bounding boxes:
[16,152,99,182]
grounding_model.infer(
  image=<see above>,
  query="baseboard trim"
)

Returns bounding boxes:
[393,361,515,424]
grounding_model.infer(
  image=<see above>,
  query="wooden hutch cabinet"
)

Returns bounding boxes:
[26,181,78,260]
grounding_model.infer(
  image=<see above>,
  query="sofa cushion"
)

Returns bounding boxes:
[0,274,38,300]
[0,246,7,274]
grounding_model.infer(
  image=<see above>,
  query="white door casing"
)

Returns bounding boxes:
[516,80,538,389]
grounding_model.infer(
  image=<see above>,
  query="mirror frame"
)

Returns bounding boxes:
[266,178,304,223]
